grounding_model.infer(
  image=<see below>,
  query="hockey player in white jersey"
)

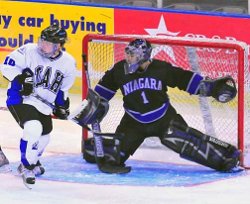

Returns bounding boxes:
[1,24,77,187]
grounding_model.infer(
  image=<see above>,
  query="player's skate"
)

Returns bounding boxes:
[33,161,45,176]
[17,163,36,189]
[0,149,11,173]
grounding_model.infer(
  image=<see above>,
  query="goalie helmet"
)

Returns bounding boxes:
[38,24,67,58]
[124,39,152,74]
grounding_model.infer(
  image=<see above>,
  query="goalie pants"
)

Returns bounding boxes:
[8,104,52,167]
[116,104,187,163]
[115,104,240,171]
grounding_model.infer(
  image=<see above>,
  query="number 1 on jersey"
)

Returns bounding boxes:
[141,91,149,104]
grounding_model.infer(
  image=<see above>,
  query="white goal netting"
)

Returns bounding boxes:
[82,34,250,167]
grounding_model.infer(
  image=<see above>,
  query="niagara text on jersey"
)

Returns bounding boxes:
[95,59,203,123]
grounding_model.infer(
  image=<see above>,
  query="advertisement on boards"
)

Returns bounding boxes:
[115,9,250,42]
[0,1,114,92]
[114,9,250,79]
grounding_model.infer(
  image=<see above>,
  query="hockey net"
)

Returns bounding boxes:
[82,34,250,168]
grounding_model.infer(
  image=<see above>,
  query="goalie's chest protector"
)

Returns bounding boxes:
[99,59,197,122]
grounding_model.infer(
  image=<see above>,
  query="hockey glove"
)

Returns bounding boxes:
[53,97,70,120]
[70,89,109,127]
[199,76,237,103]
[15,68,34,96]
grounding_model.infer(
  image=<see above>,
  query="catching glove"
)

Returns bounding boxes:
[199,76,237,103]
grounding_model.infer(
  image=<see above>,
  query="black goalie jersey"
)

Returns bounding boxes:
[94,59,203,124]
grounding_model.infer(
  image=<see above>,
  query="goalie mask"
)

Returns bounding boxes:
[38,24,67,58]
[124,39,152,74]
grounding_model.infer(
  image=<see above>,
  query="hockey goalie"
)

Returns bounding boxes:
[80,38,241,173]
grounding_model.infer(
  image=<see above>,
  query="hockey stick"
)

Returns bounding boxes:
[186,47,216,137]
[32,93,131,173]
[90,122,131,174]
[82,57,131,174]
[31,93,116,136]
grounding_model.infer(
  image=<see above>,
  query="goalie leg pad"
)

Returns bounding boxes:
[84,137,122,165]
[161,120,240,172]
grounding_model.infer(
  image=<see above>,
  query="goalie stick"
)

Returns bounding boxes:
[32,93,131,174]
[82,55,131,174]
[90,122,131,174]
[186,47,216,137]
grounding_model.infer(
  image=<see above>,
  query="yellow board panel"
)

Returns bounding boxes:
[0,1,114,93]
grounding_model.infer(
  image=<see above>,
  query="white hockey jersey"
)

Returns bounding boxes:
[1,43,77,115]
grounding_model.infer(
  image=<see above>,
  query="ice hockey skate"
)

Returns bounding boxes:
[17,163,36,189]
[0,149,11,173]
[33,161,45,176]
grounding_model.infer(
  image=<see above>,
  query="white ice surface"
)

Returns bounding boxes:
[1,89,250,204]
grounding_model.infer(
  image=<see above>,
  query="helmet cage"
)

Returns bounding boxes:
[38,24,67,58]
[37,38,60,58]
[124,39,152,74]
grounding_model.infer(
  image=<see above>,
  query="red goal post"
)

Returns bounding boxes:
[82,34,250,168]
